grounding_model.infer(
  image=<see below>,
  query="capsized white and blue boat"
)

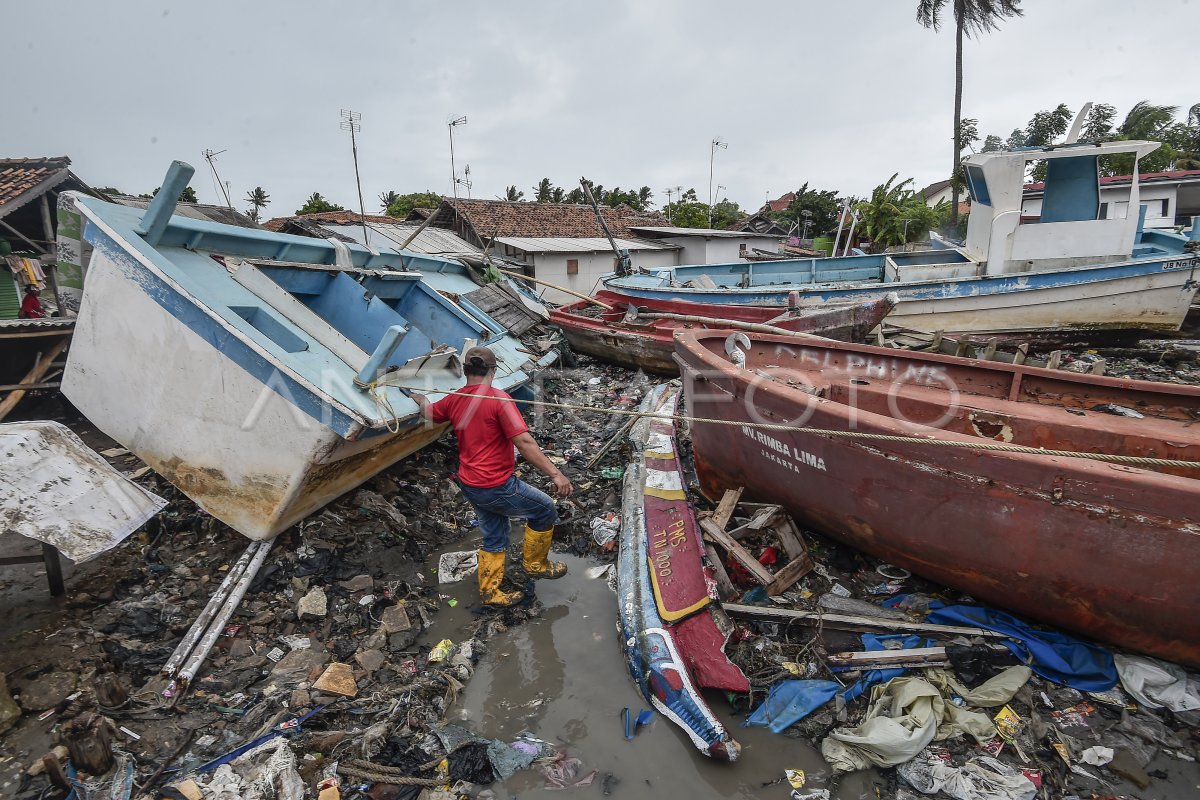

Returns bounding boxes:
[606,137,1200,337]
[61,161,555,540]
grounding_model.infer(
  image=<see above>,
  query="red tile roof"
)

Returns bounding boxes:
[1024,169,1200,192]
[262,210,402,232]
[436,198,669,239]
[766,192,795,213]
[0,157,72,213]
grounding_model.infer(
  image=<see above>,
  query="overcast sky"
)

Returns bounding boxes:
[7,1,1197,219]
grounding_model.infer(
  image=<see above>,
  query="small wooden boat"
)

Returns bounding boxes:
[674,329,1200,666]
[550,290,895,375]
[61,161,553,540]
[606,137,1200,338]
[617,383,748,760]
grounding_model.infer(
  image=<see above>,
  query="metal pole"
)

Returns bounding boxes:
[831,199,849,257]
[350,123,369,246]
[160,541,259,678]
[449,125,457,203]
[177,540,273,685]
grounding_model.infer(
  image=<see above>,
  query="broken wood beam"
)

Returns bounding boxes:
[722,603,1011,639]
[704,543,737,600]
[828,646,948,668]
[0,337,69,422]
[765,554,814,597]
[710,487,743,530]
[699,518,775,587]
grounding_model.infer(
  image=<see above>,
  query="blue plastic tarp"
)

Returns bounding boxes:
[926,605,1116,691]
[744,680,841,733]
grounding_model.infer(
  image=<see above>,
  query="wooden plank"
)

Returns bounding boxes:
[828,647,947,667]
[704,543,738,600]
[1046,351,1063,371]
[699,518,775,586]
[710,487,743,530]
[745,505,785,531]
[722,603,1011,639]
[0,337,69,422]
[0,382,60,391]
[1012,342,1029,366]
[774,518,808,562]
[982,341,999,361]
[765,554,814,596]
[0,329,74,340]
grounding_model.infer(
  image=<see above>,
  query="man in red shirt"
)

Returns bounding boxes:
[19,285,46,319]
[413,347,573,607]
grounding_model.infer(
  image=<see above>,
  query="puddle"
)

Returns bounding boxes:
[423,545,879,799]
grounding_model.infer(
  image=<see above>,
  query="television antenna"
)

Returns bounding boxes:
[340,108,370,246]
[202,149,232,209]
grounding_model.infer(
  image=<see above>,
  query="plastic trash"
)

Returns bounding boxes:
[428,639,455,664]
[590,513,621,548]
[622,707,655,739]
[437,551,479,584]
[1082,745,1114,766]
[897,748,1037,800]
[744,680,840,733]
[1113,653,1200,712]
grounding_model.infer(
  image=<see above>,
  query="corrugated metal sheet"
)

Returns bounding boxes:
[494,236,679,253]
[628,225,781,239]
[0,273,19,319]
[326,223,481,255]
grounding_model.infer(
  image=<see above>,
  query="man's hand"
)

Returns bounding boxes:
[551,472,573,497]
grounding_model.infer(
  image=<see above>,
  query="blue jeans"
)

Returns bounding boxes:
[458,475,558,552]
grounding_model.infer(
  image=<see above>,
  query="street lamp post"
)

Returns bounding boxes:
[708,137,727,227]
[800,209,813,241]
[448,116,467,202]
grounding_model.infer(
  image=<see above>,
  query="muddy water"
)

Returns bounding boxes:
[424,549,881,799]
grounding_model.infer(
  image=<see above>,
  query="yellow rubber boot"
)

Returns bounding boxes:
[477,550,521,607]
[523,525,568,579]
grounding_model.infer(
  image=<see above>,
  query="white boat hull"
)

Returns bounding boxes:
[63,227,445,540]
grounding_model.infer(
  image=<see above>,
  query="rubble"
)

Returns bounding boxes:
[1,347,1197,799]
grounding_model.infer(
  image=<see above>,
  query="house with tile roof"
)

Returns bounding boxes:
[1022,169,1200,229]
[0,156,102,318]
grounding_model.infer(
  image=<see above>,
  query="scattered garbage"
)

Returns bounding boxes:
[436,550,479,584]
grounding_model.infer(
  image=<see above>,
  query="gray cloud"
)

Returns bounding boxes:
[8,0,1196,217]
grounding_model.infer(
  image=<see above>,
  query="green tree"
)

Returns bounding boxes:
[1005,128,1027,150]
[637,186,654,210]
[1025,104,1073,146]
[980,134,1004,153]
[504,185,525,201]
[295,192,346,215]
[245,186,270,222]
[384,191,442,218]
[855,174,945,250]
[957,117,980,152]
[1080,103,1117,144]
[378,190,400,212]
[151,185,199,203]
[551,187,566,203]
[711,198,744,229]
[917,0,1023,228]
[770,183,844,237]
[533,178,556,203]
[95,186,124,196]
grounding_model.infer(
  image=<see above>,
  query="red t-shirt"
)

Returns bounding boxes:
[429,384,529,488]
[19,293,45,319]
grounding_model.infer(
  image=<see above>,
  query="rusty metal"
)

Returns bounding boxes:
[550,291,894,376]
[675,330,1200,666]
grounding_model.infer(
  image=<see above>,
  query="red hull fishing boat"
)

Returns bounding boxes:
[550,290,895,375]
[674,330,1200,666]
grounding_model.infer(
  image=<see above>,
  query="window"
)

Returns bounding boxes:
[1098,202,1108,219]
[964,165,991,206]
[1144,199,1168,218]
[566,258,579,275]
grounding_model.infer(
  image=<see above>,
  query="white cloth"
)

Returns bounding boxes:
[1114,654,1200,712]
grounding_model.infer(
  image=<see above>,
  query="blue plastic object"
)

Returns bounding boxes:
[744,680,840,733]
[927,605,1117,691]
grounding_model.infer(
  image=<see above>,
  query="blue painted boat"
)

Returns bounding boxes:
[607,139,1200,337]
[60,161,554,540]
[617,383,743,761]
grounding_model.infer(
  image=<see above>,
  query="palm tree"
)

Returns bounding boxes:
[504,185,524,201]
[245,186,270,222]
[917,0,1023,228]
[378,190,400,212]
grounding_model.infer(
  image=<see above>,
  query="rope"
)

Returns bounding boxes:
[392,384,1200,470]
[366,383,402,434]
[336,762,443,786]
